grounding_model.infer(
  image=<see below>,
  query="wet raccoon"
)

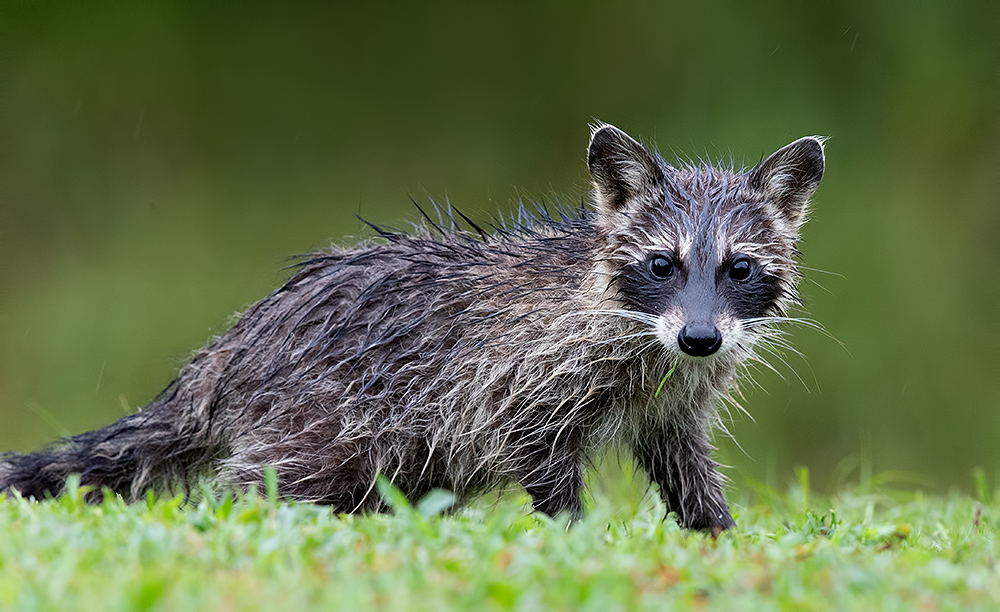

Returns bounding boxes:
[0,125,824,532]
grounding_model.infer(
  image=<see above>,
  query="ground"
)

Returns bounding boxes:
[0,469,996,611]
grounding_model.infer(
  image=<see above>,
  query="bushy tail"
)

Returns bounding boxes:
[0,404,217,502]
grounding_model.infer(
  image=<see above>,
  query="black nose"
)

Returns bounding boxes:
[678,324,722,357]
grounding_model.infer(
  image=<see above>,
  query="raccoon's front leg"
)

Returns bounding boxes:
[516,445,584,520]
[632,420,735,533]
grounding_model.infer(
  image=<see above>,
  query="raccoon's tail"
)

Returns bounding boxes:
[0,400,218,502]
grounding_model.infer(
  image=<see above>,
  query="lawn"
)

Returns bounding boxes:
[0,469,996,611]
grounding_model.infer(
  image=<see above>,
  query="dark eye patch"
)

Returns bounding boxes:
[616,252,682,315]
[720,255,785,319]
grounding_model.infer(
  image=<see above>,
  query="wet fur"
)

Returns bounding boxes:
[0,125,824,532]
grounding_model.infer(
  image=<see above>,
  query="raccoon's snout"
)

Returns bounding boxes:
[678,324,722,357]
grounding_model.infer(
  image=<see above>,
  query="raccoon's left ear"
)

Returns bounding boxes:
[747,137,825,227]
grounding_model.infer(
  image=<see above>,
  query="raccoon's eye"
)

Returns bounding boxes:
[729,256,753,281]
[649,255,674,279]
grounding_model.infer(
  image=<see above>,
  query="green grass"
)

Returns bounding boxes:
[0,470,997,611]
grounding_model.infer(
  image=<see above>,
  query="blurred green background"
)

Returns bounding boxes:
[1,3,997,495]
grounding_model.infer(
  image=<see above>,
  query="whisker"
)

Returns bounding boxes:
[753,343,809,391]
[798,265,846,279]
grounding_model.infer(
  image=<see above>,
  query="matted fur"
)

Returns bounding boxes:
[0,125,824,532]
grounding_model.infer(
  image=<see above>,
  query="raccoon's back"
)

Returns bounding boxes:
[208,222,602,428]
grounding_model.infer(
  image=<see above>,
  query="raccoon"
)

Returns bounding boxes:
[0,124,824,532]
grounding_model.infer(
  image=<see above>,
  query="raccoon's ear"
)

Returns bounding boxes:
[748,137,825,226]
[587,124,664,215]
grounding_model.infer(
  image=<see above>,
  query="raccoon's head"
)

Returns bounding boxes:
[587,124,824,363]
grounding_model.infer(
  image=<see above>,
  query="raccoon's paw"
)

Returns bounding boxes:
[680,508,736,536]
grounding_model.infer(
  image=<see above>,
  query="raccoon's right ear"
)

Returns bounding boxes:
[588,124,665,215]
[748,137,826,227]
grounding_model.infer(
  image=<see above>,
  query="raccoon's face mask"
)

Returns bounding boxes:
[587,124,824,359]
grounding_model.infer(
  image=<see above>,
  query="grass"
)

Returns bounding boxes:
[0,468,997,611]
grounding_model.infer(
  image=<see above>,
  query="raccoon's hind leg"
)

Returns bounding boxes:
[631,420,735,533]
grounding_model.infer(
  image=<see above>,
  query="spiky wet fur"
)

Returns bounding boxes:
[0,125,824,532]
